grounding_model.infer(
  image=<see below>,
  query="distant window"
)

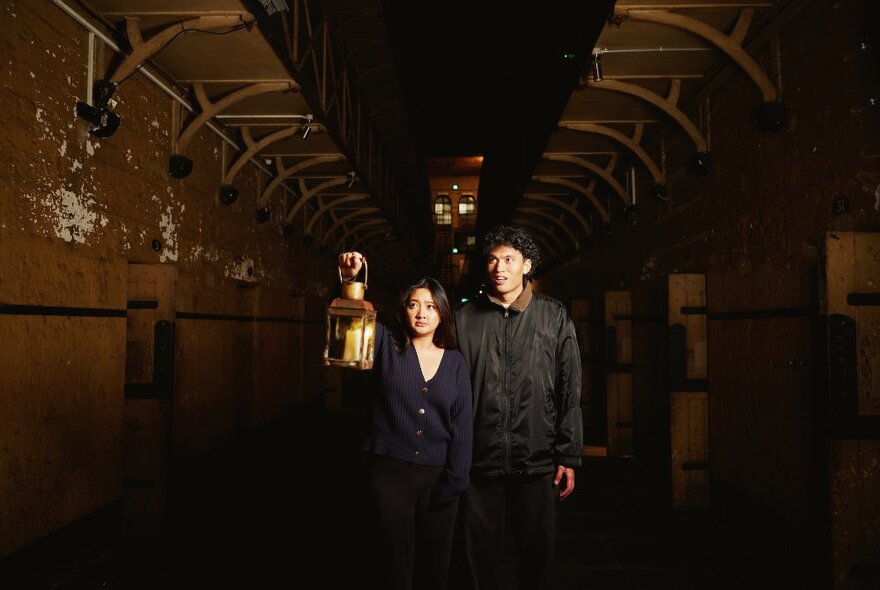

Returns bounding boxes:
[455,233,477,252]
[459,195,476,226]
[459,195,476,215]
[434,195,452,225]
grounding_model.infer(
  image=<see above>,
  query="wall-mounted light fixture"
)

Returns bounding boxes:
[220,185,239,205]
[591,48,603,82]
[451,183,459,191]
[76,80,120,137]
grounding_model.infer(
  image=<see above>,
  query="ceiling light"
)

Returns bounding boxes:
[301,114,313,139]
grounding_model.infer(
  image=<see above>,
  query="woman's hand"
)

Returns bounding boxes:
[338,251,364,281]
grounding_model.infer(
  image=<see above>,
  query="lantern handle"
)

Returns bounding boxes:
[338,257,368,288]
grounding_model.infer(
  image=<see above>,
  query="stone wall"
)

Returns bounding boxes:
[539,1,880,580]
[0,1,340,556]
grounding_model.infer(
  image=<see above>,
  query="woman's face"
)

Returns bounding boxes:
[405,287,441,339]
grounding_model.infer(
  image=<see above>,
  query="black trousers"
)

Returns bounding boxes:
[462,472,557,590]
[367,453,459,590]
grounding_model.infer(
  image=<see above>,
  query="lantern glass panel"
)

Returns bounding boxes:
[324,307,376,369]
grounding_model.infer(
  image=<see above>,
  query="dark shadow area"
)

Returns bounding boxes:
[1,405,822,589]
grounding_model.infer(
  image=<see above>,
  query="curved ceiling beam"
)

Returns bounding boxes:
[171,82,294,177]
[334,219,389,251]
[306,195,372,235]
[531,177,610,224]
[543,153,630,207]
[515,207,579,250]
[350,227,393,253]
[618,8,777,102]
[260,155,346,208]
[521,194,592,236]
[283,177,350,224]
[586,78,707,153]
[559,122,664,186]
[322,207,382,244]
[321,211,388,250]
[511,218,563,259]
[223,125,302,185]
[109,15,251,85]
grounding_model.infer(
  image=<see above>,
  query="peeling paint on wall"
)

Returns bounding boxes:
[189,244,220,263]
[37,186,108,244]
[225,256,260,282]
[158,204,181,263]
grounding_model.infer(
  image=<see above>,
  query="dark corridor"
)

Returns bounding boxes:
[1,405,820,590]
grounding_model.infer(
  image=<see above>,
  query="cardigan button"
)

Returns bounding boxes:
[420,386,428,393]
[413,451,420,458]
[416,430,423,437]
[418,408,425,415]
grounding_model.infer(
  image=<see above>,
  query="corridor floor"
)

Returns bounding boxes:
[2,407,816,589]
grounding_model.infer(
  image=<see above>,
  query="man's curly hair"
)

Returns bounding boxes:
[481,224,541,282]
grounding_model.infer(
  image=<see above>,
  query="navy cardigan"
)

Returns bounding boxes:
[363,323,473,503]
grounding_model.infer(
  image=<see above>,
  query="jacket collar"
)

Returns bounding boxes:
[486,281,533,313]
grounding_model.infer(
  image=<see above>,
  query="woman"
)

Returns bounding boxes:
[338,251,472,590]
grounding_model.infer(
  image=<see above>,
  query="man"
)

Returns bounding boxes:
[455,224,583,590]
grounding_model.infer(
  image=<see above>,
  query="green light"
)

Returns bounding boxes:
[460,297,469,303]
[452,247,459,254]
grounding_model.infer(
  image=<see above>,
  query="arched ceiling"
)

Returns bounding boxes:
[65,0,796,282]
[515,0,798,273]
[68,0,434,285]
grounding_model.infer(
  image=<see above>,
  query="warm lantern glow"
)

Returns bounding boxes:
[323,263,376,370]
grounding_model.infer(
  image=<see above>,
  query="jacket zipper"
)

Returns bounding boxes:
[502,307,510,470]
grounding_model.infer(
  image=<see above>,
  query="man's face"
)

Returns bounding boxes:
[486,245,531,299]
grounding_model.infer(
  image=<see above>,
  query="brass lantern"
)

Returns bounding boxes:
[323,261,376,370]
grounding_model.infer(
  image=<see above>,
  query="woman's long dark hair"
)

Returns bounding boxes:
[394,277,458,350]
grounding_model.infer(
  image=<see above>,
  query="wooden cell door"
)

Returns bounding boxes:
[123,264,175,536]
[668,274,709,510]
[825,232,880,589]
[605,290,633,457]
